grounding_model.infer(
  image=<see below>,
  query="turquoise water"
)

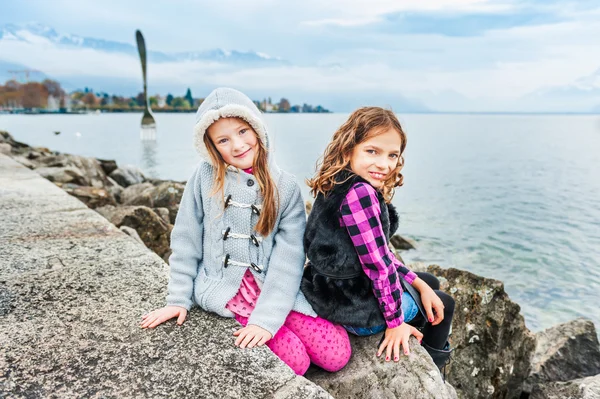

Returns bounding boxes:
[2,112,600,332]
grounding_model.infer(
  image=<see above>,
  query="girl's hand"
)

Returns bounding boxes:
[233,324,273,349]
[141,306,187,329]
[377,323,423,361]
[419,286,445,326]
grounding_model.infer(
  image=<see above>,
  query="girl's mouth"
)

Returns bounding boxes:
[236,148,251,158]
[368,171,386,180]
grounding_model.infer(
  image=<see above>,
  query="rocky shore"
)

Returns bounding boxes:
[2,130,600,399]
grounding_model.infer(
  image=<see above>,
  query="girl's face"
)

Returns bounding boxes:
[207,117,259,170]
[349,128,402,189]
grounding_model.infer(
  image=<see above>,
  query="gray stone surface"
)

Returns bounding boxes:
[525,318,600,392]
[0,154,326,399]
[306,334,457,399]
[110,165,146,187]
[530,374,600,399]
[424,265,536,399]
[95,205,172,260]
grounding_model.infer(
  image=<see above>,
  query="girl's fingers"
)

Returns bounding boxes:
[235,331,246,346]
[233,329,242,336]
[176,311,186,325]
[377,339,388,357]
[402,336,410,355]
[415,329,424,343]
[385,341,393,362]
[239,332,255,349]
[247,334,263,348]
[393,340,401,362]
[257,335,269,347]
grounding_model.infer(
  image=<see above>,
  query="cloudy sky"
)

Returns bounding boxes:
[2,0,600,112]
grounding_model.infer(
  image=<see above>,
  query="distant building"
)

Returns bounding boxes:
[47,95,60,111]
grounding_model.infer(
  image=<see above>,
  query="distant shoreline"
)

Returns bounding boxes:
[1,110,597,116]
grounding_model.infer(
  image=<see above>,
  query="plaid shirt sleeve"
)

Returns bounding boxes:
[340,182,417,328]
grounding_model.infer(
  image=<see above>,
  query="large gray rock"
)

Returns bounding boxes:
[424,265,536,399]
[0,153,329,399]
[110,165,146,187]
[120,182,155,206]
[61,184,118,209]
[35,165,88,185]
[390,234,416,250]
[0,143,11,155]
[525,318,600,392]
[121,181,184,224]
[529,374,600,399]
[33,154,112,189]
[307,334,457,398]
[95,205,172,261]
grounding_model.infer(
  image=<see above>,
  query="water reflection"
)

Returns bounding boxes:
[141,139,158,178]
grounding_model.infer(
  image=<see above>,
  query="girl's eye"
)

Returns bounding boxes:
[389,154,399,159]
[366,149,377,155]
[239,128,248,135]
[218,138,229,144]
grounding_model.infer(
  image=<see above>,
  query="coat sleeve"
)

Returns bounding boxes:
[165,165,205,310]
[248,182,307,337]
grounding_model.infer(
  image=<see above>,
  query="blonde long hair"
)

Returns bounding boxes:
[307,107,407,203]
[203,125,279,236]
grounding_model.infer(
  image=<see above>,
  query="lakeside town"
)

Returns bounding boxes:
[0,79,331,114]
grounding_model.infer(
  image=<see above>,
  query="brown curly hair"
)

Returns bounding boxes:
[307,107,407,203]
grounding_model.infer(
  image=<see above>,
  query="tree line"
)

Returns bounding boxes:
[0,79,330,113]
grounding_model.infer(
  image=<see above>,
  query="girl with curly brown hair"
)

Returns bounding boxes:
[301,107,455,370]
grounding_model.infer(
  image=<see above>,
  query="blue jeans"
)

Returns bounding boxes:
[343,292,420,336]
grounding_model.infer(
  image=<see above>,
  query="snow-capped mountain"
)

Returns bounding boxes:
[0,23,288,66]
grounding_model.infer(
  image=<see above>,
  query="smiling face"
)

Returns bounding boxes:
[348,127,402,189]
[206,117,259,170]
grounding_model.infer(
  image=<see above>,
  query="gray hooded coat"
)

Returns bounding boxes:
[166,87,316,336]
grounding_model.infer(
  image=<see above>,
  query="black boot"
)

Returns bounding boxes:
[422,341,452,380]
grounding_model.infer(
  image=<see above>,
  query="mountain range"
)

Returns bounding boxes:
[1,23,599,112]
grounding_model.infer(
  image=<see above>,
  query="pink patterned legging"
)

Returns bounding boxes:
[235,311,352,375]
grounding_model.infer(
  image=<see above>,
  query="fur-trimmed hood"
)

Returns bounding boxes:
[193,87,273,168]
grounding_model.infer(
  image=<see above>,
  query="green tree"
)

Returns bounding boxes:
[166,93,174,106]
[184,88,194,108]
[171,97,190,108]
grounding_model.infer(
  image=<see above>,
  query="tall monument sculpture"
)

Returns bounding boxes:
[135,30,156,139]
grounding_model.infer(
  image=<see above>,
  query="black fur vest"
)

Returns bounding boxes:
[301,170,402,327]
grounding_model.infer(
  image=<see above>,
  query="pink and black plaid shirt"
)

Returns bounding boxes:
[340,182,417,328]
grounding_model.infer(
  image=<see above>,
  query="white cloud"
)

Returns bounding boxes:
[302,0,513,26]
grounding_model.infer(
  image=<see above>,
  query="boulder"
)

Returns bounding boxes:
[35,166,88,186]
[424,265,536,399]
[96,205,172,260]
[390,235,416,250]
[120,183,155,207]
[529,374,600,399]
[0,143,11,155]
[34,154,112,189]
[121,181,184,224]
[524,318,600,392]
[97,158,118,175]
[0,130,29,151]
[109,165,146,187]
[60,185,118,209]
[150,181,185,224]
[106,177,124,203]
[119,226,144,245]
[152,207,171,225]
[306,334,457,398]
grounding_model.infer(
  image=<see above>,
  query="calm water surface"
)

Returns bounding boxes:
[2,112,600,333]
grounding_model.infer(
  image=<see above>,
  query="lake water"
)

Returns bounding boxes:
[2,112,600,333]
